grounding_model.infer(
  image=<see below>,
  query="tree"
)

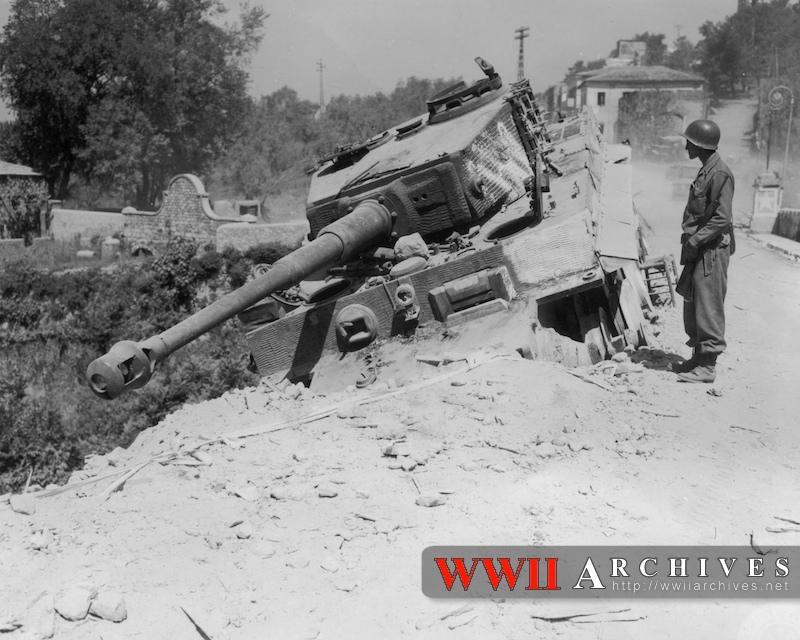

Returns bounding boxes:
[563,58,606,81]
[618,90,683,153]
[633,32,667,66]
[0,0,266,207]
[666,36,698,73]
[217,88,320,200]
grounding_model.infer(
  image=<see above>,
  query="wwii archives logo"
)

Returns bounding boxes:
[421,547,800,599]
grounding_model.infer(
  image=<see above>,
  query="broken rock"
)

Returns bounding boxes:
[89,592,127,623]
[10,493,36,515]
[234,521,254,539]
[415,494,446,508]
[55,586,95,621]
[318,485,339,498]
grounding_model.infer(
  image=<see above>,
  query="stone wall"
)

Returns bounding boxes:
[123,174,256,254]
[774,209,800,241]
[216,221,310,253]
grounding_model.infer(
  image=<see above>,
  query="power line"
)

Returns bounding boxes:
[515,27,530,81]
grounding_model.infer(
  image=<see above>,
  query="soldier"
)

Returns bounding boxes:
[673,119,735,383]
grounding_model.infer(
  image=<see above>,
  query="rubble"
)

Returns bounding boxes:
[89,592,127,623]
[9,493,36,515]
[54,585,95,621]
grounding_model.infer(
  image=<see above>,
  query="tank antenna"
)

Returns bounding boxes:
[515,26,530,81]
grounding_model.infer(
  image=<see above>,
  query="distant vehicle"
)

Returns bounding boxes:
[668,162,698,199]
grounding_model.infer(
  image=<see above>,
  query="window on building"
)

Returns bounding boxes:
[597,92,606,106]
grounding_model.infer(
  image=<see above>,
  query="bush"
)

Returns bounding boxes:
[244,242,293,266]
[0,243,261,493]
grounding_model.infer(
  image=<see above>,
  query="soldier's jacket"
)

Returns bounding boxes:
[681,152,735,253]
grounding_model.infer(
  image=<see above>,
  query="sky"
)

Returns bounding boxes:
[0,0,739,120]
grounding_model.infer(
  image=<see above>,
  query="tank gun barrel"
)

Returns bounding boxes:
[86,200,393,400]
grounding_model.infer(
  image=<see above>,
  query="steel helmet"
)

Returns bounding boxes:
[682,119,720,150]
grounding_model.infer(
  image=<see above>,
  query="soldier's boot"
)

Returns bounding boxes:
[677,353,717,383]
[671,351,699,374]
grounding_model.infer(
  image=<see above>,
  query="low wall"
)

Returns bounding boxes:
[51,208,124,245]
[216,221,310,253]
[774,209,800,242]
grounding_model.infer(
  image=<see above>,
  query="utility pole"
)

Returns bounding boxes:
[317,59,326,115]
[515,27,530,81]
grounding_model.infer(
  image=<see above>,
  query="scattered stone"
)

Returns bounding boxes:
[400,458,417,472]
[9,493,36,515]
[30,594,55,639]
[708,388,723,397]
[286,555,311,569]
[467,411,487,422]
[89,592,127,623]
[234,521,253,539]
[55,586,95,621]
[29,529,52,550]
[489,464,506,473]
[320,556,340,573]
[0,619,22,633]
[611,352,630,363]
[204,533,223,550]
[270,486,301,501]
[334,579,357,592]
[387,461,403,470]
[228,484,260,502]
[105,447,126,467]
[355,490,370,499]
[285,384,303,400]
[615,361,644,375]
[415,494,446,508]
[254,542,276,558]
[533,443,558,459]
[380,443,397,457]
[318,485,338,498]
[337,402,365,419]
[375,421,407,440]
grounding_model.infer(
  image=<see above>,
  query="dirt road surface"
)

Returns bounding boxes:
[2,100,799,639]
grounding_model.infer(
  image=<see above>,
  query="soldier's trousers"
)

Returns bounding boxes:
[683,244,730,355]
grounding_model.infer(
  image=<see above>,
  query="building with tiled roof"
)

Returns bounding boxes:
[552,65,707,144]
[0,160,41,177]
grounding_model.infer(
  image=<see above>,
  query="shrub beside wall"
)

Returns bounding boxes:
[0,238,293,493]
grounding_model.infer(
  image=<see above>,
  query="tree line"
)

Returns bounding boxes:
[2,0,800,213]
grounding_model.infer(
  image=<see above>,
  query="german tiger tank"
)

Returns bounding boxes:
[86,57,650,400]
